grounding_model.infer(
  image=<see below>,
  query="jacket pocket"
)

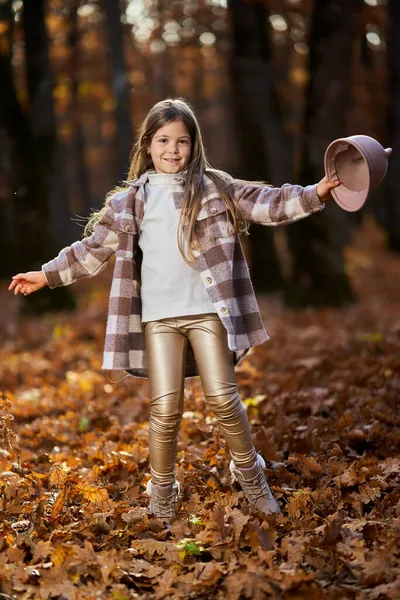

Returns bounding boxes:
[197,198,228,220]
[196,199,235,239]
[111,214,135,234]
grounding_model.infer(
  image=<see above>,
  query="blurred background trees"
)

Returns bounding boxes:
[0,0,396,311]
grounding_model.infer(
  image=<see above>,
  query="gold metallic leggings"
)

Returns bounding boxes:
[144,313,257,485]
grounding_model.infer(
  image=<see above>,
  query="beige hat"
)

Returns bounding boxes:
[324,135,392,211]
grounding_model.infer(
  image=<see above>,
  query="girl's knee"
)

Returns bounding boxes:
[149,408,182,435]
[205,389,242,418]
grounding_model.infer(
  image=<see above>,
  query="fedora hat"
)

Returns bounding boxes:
[324,135,392,211]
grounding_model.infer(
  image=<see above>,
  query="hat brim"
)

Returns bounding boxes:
[330,185,368,212]
[324,139,370,212]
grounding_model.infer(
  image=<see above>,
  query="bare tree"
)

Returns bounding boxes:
[228,0,291,292]
[0,0,74,311]
[102,0,134,182]
[67,0,92,219]
[382,0,400,251]
[284,0,364,307]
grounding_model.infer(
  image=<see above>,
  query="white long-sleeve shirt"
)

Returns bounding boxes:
[138,171,217,323]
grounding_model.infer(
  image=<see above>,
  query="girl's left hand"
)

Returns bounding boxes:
[316,176,340,203]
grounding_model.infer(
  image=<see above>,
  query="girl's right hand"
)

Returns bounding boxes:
[8,271,49,296]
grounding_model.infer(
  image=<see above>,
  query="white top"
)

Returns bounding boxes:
[138,172,217,323]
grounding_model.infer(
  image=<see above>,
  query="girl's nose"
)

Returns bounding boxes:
[170,142,179,153]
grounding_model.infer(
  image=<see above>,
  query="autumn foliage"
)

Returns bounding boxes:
[0,220,399,599]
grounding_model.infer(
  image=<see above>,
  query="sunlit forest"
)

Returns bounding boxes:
[1,1,399,598]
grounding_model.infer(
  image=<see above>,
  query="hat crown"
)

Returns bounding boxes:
[344,135,391,188]
[324,134,392,211]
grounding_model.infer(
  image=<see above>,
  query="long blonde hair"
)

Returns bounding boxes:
[84,97,250,264]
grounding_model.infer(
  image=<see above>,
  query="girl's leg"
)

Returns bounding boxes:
[144,320,188,486]
[181,314,257,468]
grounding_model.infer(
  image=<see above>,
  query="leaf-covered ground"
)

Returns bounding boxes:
[0,218,399,600]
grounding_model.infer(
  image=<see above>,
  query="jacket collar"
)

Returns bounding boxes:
[129,168,188,188]
[128,169,221,221]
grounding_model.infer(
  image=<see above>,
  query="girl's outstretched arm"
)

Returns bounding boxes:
[231,175,340,226]
[10,187,134,292]
[40,205,120,289]
[8,189,129,295]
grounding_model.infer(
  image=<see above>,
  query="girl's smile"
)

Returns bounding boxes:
[148,120,192,174]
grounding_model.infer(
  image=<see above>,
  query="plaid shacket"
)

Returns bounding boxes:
[42,171,325,378]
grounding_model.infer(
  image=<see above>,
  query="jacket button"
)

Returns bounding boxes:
[125,224,132,232]
[206,277,212,284]
[221,306,228,314]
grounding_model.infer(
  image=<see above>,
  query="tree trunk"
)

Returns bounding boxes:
[102,0,133,183]
[0,0,75,311]
[382,0,400,251]
[67,0,92,220]
[228,0,291,293]
[0,1,14,277]
[284,0,363,307]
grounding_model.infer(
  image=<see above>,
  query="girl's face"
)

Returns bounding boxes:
[148,120,192,174]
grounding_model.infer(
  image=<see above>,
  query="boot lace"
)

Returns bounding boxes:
[237,469,274,504]
[152,487,178,519]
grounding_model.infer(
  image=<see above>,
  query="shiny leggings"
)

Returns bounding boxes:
[144,313,257,485]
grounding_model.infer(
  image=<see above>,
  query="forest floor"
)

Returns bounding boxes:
[0,217,399,600]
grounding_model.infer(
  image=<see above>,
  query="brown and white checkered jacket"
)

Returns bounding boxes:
[42,171,324,378]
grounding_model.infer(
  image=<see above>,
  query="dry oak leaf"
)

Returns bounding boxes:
[226,565,272,600]
[6,546,25,563]
[154,565,180,599]
[277,567,317,592]
[32,539,53,563]
[287,454,323,477]
[222,569,251,600]
[195,560,223,586]
[99,548,120,585]
[51,544,75,568]
[121,507,148,525]
[247,522,276,551]
[334,463,370,488]
[379,457,400,477]
[125,557,164,578]
[50,485,69,519]
[39,581,77,600]
[49,464,71,488]
[130,539,176,559]
[224,506,250,541]
[357,483,382,504]
[287,488,313,519]
[75,482,109,502]
[365,578,400,600]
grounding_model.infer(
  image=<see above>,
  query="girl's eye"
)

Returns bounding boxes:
[158,138,189,144]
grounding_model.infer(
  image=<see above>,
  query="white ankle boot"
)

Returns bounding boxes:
[230,453,280,516]
[146,479,181,522]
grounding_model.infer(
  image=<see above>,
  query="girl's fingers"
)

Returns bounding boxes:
[9,275,24,291]
[14,283,25,295]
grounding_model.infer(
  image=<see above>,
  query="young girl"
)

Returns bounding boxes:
[9,98,339,523]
